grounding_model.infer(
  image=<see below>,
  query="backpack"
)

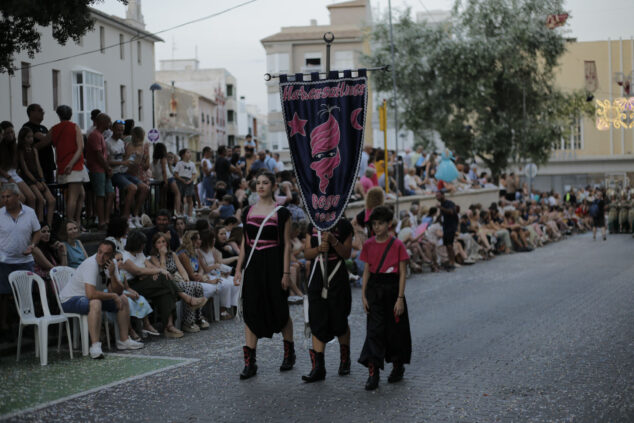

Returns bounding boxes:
[589,200,599,217]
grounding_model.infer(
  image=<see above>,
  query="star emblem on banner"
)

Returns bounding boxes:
[287,112,308,137]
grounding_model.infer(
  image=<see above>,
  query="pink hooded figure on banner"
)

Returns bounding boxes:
[309,106,342,194]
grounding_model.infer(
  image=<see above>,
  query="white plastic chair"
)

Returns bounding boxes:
[50,266,89,357]
[9,270,73,366]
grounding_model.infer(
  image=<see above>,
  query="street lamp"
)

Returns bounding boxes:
[150,83,162,128]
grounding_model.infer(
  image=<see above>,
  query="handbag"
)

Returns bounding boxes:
[236,206,282,321]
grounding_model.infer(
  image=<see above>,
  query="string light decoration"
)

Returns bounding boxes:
[595,97,634,130]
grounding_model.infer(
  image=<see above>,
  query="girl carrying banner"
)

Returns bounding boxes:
[358,206,412,390]
[301,218,354,383]
[234,170,295,379]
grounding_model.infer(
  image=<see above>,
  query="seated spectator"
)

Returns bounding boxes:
[198,229,240,319]
[174,216,187,246]
[217,194,236,220]
[17,127,56,227]
[287,192,306,223]
[121,230,206,338]
[144,209,181,255]
[0,122,37,211]
[152,142,181,215]
[105,216,129,253]
[33,223,67,308]
[59,240,144,358]
[233,178,248,208]
[397,215,424,272]
[112,251,157,341]
[215,225,239,259]
[148,232,209,333]
[223,217,242,257]
[60,219,88,268]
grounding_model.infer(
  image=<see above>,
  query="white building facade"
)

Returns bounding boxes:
[0,5,161,133]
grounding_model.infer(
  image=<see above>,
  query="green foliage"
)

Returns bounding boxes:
[365,0,595,179]
[0,0,128,74]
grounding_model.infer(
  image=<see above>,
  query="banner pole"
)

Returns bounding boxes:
[388,0,399,215]
[383,100,389,194]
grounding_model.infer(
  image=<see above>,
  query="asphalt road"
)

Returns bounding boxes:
[8,232,634,422]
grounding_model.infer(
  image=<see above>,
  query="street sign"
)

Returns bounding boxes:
[525,163,538,179]
[148,128,160,143]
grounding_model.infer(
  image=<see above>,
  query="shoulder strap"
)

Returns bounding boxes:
[374,237,396,274]
[243,206,282,271]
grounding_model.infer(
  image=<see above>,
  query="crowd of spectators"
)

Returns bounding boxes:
[0,102,631,358]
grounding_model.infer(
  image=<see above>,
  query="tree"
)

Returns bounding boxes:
[366,0,594,180]
[0,0,128,74]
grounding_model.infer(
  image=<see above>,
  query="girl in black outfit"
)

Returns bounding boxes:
[234,171,294,379]
[301,219,353,383]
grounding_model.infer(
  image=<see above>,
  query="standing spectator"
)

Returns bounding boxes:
[17,127,56,227]
[49,105,89,226]
[0,122,37,211]
[86,113,115,230]
[591,190,607,241]
[359,145,372,179]
[265,150,277,172]
[151,142,181,215]
[436,190,458,270]
[22,104,55,184]
[0,184,41,334]
[108,121,138,227]
[200,146,214,206]
[58,239,144,358]
[273,153,285,173]
[124,127,150,225]
[249,150,267,176]
[174,148,196,221]
[215,145,240,194]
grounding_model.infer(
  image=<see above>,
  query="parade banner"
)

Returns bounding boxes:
[279,70,368,231]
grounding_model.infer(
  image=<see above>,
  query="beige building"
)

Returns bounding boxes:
[536,39,634,192]
[153,82,217,154]
[155,60,238,147]
[261,0,374,153]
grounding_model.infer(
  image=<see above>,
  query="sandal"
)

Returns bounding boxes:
[186,296,208,311]
[165,326,184,338]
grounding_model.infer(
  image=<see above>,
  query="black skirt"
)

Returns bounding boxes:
[242,245,290,339]
[358,273,412,369]
[307,259,351,343]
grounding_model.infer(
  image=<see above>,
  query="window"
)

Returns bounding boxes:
[137,41,142,64]
[226,84,234,97]
[52,69,60,109]
[303,53,322,73]
[120,85,127,117]
[72,70,105,131]
[228,135,235,147]
[201,113,205,125]
[119,34,125,59]
[227,110,234,122]
[100,26,105,53]
[206,114,210,124]
[137,89,143,121]
[268,92,281,112]
[334,50,355,70]
[266,53,289,74]
[21,62,31,106]
[558,115,583,151]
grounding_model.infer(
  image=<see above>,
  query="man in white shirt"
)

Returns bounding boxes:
[0,184,40,334]
[273,153,285,173]
[59,240,143,358]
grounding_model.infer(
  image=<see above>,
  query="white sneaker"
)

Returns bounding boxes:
[128,218,138,229]
[117,338,144,350]
[134,216,143,228]
[90,342,104,359]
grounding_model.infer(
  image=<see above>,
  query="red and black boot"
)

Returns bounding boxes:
[239,346,257,380]
[279,340,296,371]
[302,349,326,383]
[365,362,380,390]
[338,344,351,376]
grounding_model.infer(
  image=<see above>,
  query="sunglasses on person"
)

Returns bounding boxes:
[114,119,125,124]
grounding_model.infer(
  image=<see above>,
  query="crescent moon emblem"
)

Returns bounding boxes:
[351,108,363,130]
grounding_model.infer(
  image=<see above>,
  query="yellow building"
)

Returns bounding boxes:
[538,39,634,192]
[260,0,374,155]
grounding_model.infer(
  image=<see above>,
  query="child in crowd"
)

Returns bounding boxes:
[174,148,196,220]
[358,205,412,391]
[218,194,236,220]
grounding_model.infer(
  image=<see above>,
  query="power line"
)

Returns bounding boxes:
[13,0,259,71]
